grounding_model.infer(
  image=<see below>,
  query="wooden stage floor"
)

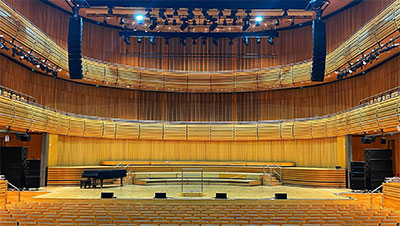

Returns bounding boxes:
[33,185,351,200]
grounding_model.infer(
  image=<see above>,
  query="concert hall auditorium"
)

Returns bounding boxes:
[0,0,400,225]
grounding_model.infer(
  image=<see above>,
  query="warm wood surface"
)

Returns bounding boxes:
[0,0,397,92]
[46,165,345,188]
[100,161,295,167]
[0,133,42,159]
[4,0,391,71]
[383,182,400,209]
[1,53,400,122]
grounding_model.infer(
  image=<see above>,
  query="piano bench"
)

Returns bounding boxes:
[80,179,91,189]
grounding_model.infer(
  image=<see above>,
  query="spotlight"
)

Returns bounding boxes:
[180,37,186,46]
[242,19,250,31]
[135,15,144,22]
[0,42,9,51]
[180,20,189,31]
[256,37,261,44]
[268,36,274,45]
[145,9,152,18]
[255,16,263,23]
[229,38,234,45]
[187,8,194,19]
[209,20,218,31]
[149,36,155,45]
[137,36,143,43]
[212,38,218,46]
[123,36,130,45]
[275,19,280,26]
[120,17,125,25]
[201,37,207,45]
[164,38,169,45]
[243,36,249,45]
[173,8,179,16]
[159,9,166,20]
[107,7,113,15]
[149,17,158,30]
[380,136,387,144]
[218,9,224,17]
[361,136,372,144]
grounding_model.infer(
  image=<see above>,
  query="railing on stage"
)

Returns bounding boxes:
[181,168,204,196]
[263,164,282,185]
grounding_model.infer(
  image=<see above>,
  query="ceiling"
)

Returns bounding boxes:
[45,0,360,33]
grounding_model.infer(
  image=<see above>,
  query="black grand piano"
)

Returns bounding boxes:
[81,169,127,188]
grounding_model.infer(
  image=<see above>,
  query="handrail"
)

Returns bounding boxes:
[7,181,21,202]
[358,86,400,105]
[263,164,282,185]
[369,177,395,208]
[0,85,36,103]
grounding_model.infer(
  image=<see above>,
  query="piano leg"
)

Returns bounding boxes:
[100,179,103,188]
[93,178,97,188]
[120,177,123,186]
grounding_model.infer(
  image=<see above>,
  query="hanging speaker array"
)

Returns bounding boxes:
[68,15,83,79]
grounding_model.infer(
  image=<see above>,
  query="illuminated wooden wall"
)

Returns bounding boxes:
[1,54,400,121]
[3,0,392,71]
[49,135,338,167]
[0,133,42,159]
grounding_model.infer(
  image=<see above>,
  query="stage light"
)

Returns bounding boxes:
[119,17,125,25]
[180,20,189,31]
[135,15,144,22]
[173,8,179,16]
[180,37,186,46]
[209,21,218,31]
[159,9,166,20]
[107,7,113,15]
[149,18,158,30]
[149,36,155,45]
[243,36,249,45]
[229,38,234,45]
[255,16,263,23]
[380,136,387,144]
[275,19,280,26]
[123,36,131,45]
[137,36,142,43]
[212,38,218,46]
[256,37,261,44]
[187,8,194,19]
[145,9,152,18]
[242,19,250,31]
[268,36,274,45]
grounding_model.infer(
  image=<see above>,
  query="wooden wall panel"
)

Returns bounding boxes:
[3,0,392,71]
[1,54,400,122]
[55,135,338,167]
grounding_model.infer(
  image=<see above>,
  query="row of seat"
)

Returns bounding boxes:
[0,200,399,225]
[0,88,399,141]
[0,0,399,92]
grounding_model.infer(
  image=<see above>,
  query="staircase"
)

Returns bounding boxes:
[263,164,283,186]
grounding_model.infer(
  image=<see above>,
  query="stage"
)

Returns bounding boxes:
[32,184,351,200]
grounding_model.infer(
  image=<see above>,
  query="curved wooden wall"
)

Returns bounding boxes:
[0,0,398,92]
[4,0,392,70]
[0,87,399,141]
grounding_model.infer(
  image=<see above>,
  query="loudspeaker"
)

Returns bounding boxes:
[1,147,28,189]
[154,193,166,199]
[25,176,40,189]
[101,192,114,199]
[311,19,326,82]
[25,160,40,176]
[215,193,227,199]
[275,193,287,199]
[365,149,392,161]
[364,149,393,190]
[350,177,365,190]
[68,16,83,79]
[18,134,31,142]
[351,162,365,173]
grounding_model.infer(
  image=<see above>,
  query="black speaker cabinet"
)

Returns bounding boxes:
[311,19,326,82]
[154,193,167,199]
[215,193,227,199]
[68,16,83,79]
[364,149,393,190]
[101,192,114,199]
[1,147,28,189]
[25,176,40,189]
[275,193,287,199]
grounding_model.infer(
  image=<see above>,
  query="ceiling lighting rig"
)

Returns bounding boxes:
[0,35,61,77]
[335,36,400,80]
